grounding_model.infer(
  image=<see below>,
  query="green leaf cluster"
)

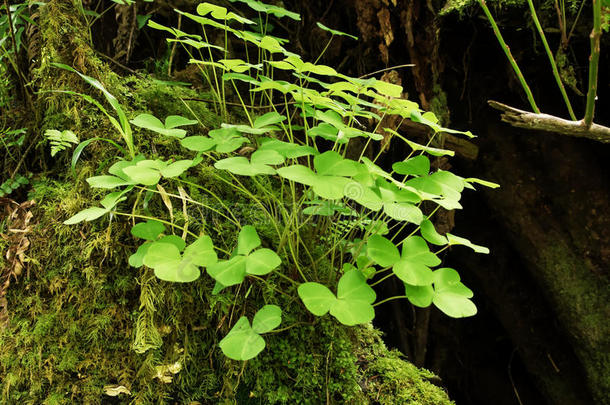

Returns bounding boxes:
[59,0,498,362]
[299,268,376,326]
[207,226,281,288]
[219,305,282,360]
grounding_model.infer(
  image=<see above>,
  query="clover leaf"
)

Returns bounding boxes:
[219,304,282,361]
[298,269,376,326]
[130,113,197,138]
[446,233,490,254]
[392,155,430,177]
[297,283,336,316]
[329,269,376,325]
[141,235,217,282]
[401,236,441,266]
[391,236,439,285]
[366,235,400,267]
[228,0,301,21]
[64,189,130,225]
[129,235,187,268]
[277,151,359,200]
[258,138,317,158]
[218,317,265,361]
[207,226,281,287]
[206,256,247,286]
[214,156,277,176]
[87,158,194,189]
[181,127,248,153]
[63,207,108,225]
[403,267,476,318]
[420,219,448,246]
[238,225,261,255]
[131,220,165,240]
[251,304,282,333]
[316,22,358,40]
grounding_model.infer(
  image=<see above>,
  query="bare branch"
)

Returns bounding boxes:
[488,100,610,143]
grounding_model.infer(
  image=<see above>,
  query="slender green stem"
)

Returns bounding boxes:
[175,178,241,226]
[567,0,587,43]
[526,0,576,120]
[230,79,254,126]
[200,26,223,115]
[434,245,450,255]
[168,13,181,76]
[313,36,334,65]
[370,271,394,287]
[373,295,407,307]
[477,0,541,113]
[135,185,240,227]
[583,0,602,127]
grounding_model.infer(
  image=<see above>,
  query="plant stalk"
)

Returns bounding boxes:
[583,0,602,127]
[477,0,541,113]
[526,0,576,120]
[3,0,27,97]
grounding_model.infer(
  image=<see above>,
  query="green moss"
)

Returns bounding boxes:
[537,243,610,404]
[0,170,453,404]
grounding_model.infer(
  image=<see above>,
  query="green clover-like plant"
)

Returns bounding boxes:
[181,127,249,153]
[61,0,500,364]
[298,267,376,326]
[63,189,130,225]
[86,158,194,188]
[277,151,360,200]
[228,0,301,21]
[219,304,282,360]
[137,228,217,282]
[207,225,281,287]
[130,113,198,138]
[367,235,440,286]
[392,155,430,177]
[128,220,187,268]
[393,236,440,286]
[404,268,476,318]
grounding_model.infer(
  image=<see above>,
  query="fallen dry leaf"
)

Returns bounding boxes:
[1,199,36,326]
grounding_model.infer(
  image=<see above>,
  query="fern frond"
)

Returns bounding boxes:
[44,129,79,156]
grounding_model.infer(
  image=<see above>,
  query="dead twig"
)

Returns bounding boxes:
[488,100,610,143]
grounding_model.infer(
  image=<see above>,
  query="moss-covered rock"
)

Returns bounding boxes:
[0,176,453,404]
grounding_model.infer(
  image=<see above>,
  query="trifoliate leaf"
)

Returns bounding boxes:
[246,248,281,275]
[298,283,336,316]
[367,235,400,267]
[131,220,165,240]
[238,225,261,255]
[251,305,282,334]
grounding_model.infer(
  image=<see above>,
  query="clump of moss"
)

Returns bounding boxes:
[0,165,454,404]
[355,325,453,405]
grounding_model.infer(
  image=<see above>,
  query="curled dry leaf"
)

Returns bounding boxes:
[103,384,131,396]
[0,198,36,326]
